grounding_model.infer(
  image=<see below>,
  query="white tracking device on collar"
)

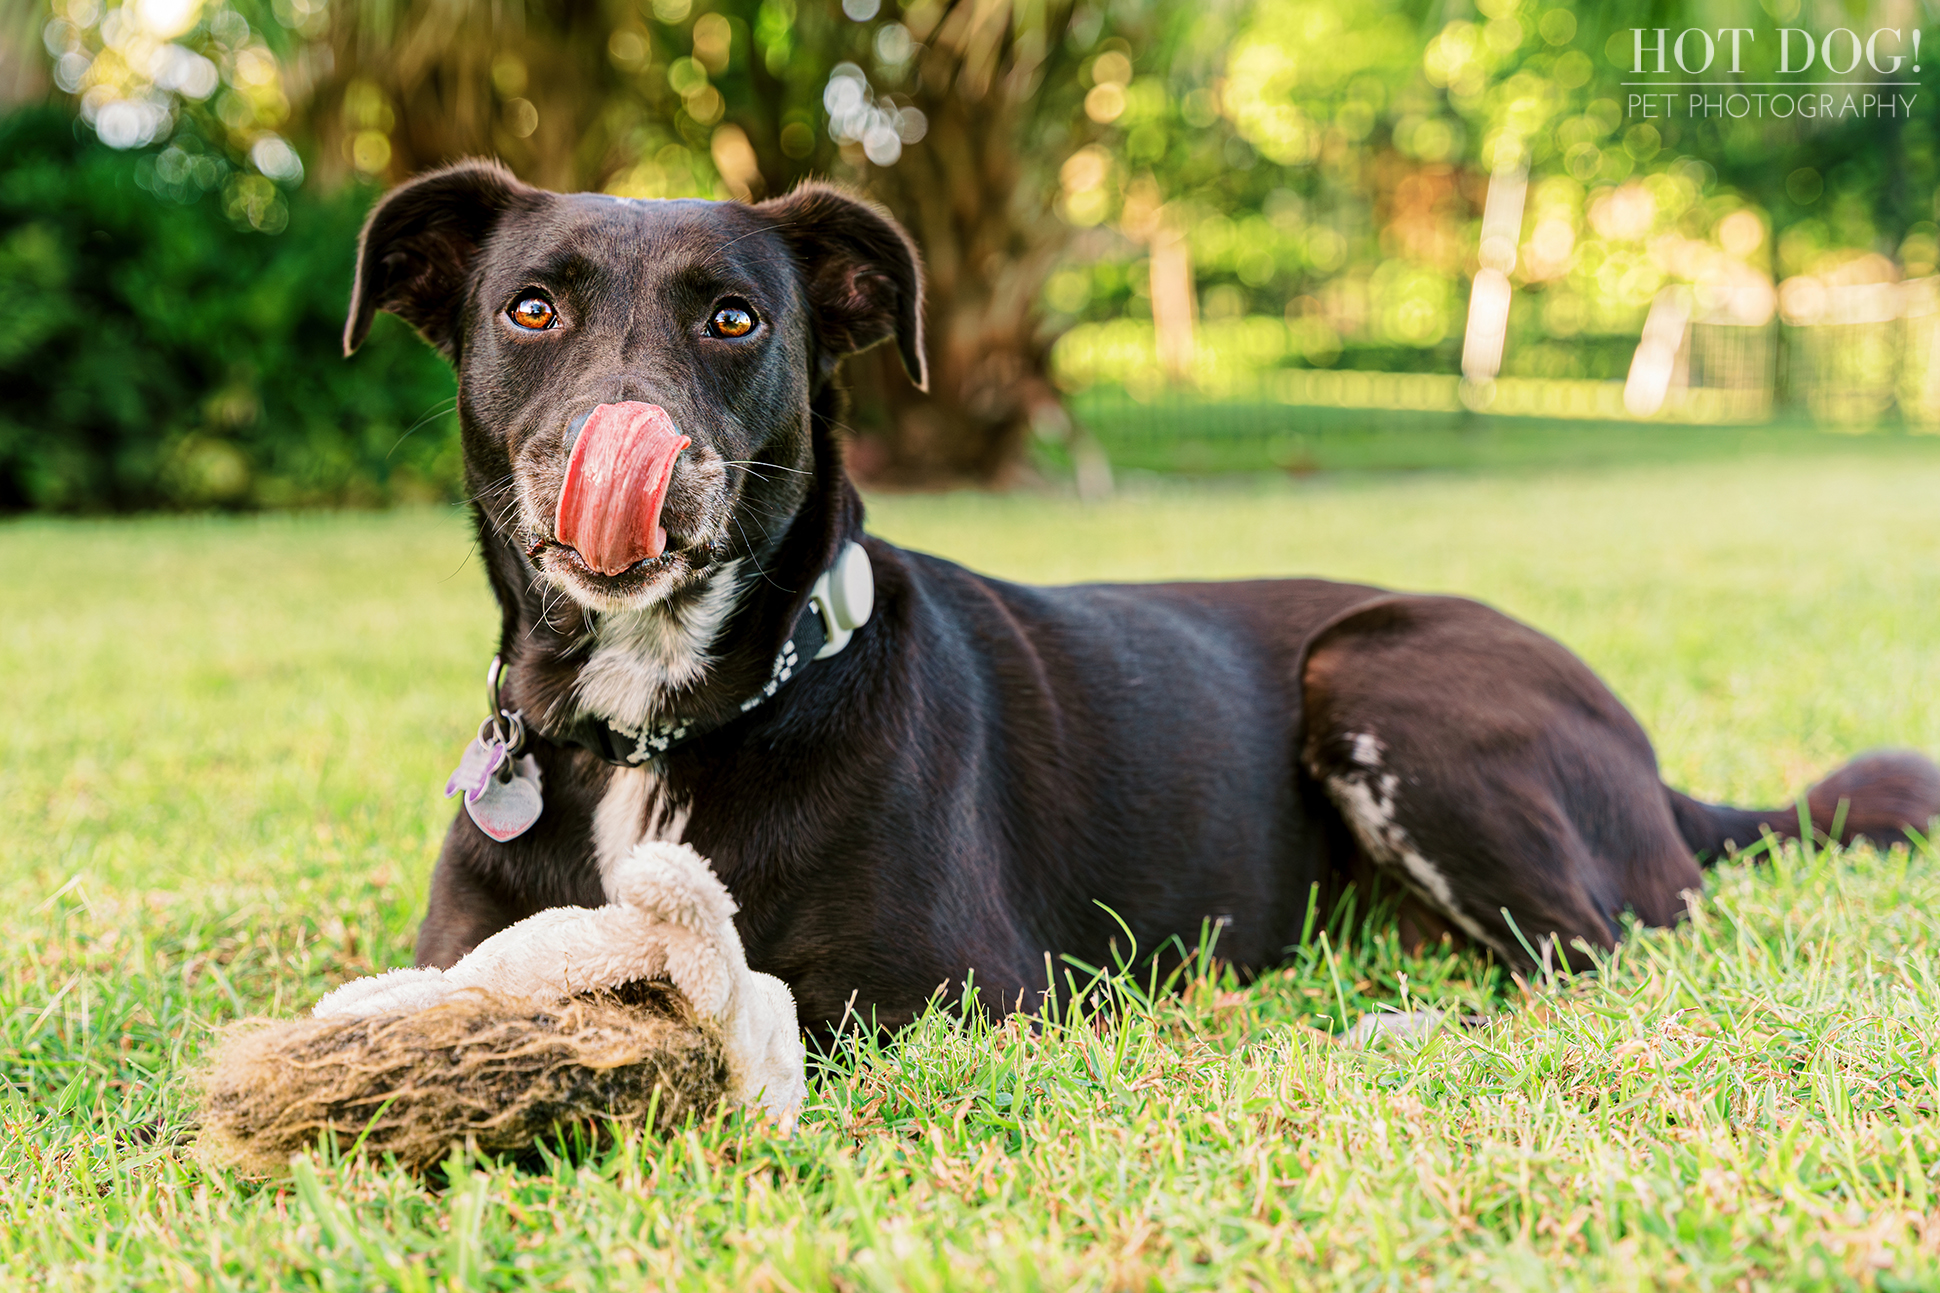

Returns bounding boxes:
[809,541,874,659]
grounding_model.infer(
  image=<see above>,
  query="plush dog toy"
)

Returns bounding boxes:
[198,842,806,1174]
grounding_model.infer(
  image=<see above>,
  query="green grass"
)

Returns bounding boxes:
[8,436,1940,1288]
[1065,391,1940,478]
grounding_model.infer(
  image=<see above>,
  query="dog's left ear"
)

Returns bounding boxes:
[756,184,927,391]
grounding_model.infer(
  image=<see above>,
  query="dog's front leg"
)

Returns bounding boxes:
[414,819,528,968]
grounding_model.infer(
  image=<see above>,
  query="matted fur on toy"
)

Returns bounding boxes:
[197,842,807,1174]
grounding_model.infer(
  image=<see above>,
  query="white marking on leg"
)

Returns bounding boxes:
[592,765,692,902]
[1327,731,1500,951]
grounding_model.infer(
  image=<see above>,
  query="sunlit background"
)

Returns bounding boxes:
[0,0,1935,510]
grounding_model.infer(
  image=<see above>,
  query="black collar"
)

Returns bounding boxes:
[544,597,830,765]
[490,541,872,768]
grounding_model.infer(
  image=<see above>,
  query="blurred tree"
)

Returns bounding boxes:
[24,0,1229,484]
[753,1,1095,482]
[306,0,1181,482]
[12,0,1937,512]
[1054,0,1939,395]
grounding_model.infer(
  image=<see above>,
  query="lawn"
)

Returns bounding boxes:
[1061,392,1940,478]
[7,435,1940,1289]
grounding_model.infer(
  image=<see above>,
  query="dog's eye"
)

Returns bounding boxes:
[509,296,557,331]
[708,303,756,339]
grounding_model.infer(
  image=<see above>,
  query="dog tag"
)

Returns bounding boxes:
[445,729,544,843]
[445,734,507,803]
[464,753,545,843]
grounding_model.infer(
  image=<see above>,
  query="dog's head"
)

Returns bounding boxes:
[345,161,924,614]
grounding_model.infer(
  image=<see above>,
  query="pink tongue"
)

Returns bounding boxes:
[555,402,690,576]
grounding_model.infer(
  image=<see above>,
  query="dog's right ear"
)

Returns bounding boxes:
[344,161,533,359]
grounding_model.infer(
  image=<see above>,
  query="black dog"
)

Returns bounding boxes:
[346,161,1940,1032]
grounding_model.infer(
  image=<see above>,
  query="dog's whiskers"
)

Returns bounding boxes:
[389,396,461,461]
[722,459,812,482]
[459,471,517,511]
[728,513,788,592]
[530,578,571,639]
[461,472,525,547]
[441,539,483,584]
[807,408,872,442]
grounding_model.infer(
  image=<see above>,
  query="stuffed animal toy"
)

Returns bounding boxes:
[197,842,806,1174]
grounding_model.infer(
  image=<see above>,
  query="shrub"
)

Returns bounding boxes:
[0,107,459,512]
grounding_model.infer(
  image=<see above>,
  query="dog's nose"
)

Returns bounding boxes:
[563,408,595,454]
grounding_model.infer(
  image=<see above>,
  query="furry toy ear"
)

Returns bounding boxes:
[343,160,536,359]
[613,842,739,935]
[755,183,928,391]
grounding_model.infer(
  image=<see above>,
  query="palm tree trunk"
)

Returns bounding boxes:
[309,0,1082,485]
[815,2,1082,486]
[841,84,1069,485]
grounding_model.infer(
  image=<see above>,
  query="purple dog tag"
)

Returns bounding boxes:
[466,753,545,842]
[445,734,544,842]
[445,735,507,803]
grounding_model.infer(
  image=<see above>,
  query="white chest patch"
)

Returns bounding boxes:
[1324,730,1500,954]
[592,765,692,901]
[574,559,746,733]
[575,562,743,900]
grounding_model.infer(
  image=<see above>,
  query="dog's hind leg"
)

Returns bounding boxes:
[1298,595,1702,975]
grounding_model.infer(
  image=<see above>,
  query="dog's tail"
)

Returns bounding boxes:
[1667,749,1940,864]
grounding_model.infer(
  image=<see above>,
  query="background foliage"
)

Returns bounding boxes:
[2,0,1938,507]
[0,107,455,509]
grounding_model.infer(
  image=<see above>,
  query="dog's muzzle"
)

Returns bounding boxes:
[555,402,690,576]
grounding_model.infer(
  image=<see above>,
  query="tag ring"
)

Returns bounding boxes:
[484,655,527,756]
